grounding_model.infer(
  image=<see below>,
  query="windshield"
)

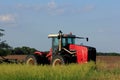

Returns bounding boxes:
[52,37,75,47]
[62,38,75,46]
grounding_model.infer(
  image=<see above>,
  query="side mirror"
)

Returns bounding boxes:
[86,38,89,42]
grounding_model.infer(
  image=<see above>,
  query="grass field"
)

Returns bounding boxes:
[0,56,120,80]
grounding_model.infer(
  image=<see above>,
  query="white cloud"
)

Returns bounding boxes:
[47,0,56,9]
[47,0,65,15]
[0,14,17,27]
[15,0,65,15]
[14,1,95,16]
[47,2,95,15]
[0,14,15,22]
[47,0,64,15]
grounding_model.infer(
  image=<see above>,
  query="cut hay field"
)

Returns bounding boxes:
[0,56,120,80]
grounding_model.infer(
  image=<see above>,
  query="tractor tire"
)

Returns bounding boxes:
[25,55,38,65]
[52,55,65,66]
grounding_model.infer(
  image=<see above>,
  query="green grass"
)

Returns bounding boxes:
[0,62,120,80]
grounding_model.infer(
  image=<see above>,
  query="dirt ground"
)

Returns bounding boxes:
[96,56,120,69]
[0,55,27,61]
[1,55,120,62]
[97,56,120,64]
[0,55,27,63]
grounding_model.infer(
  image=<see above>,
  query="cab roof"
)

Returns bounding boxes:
[48,34,76,38]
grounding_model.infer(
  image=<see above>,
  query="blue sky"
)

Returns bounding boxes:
[0,0,120,52]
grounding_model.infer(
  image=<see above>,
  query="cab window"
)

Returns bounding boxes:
[53,38,58,46]
[68,38,75,44]
[62,38,75,46]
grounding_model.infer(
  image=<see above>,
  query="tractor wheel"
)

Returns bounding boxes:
[52,55,65,66]
[25,55,38,65]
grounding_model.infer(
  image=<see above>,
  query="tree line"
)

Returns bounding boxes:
[0,46,37,56]
[97,52,120,56]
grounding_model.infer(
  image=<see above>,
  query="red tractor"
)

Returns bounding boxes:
[25,31,96,66]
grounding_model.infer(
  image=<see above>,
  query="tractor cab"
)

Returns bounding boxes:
[48,31,76,55]
[48,31,88,55]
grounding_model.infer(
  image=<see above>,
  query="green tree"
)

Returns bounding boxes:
[13,46,37,55]
[0,29,12,56]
